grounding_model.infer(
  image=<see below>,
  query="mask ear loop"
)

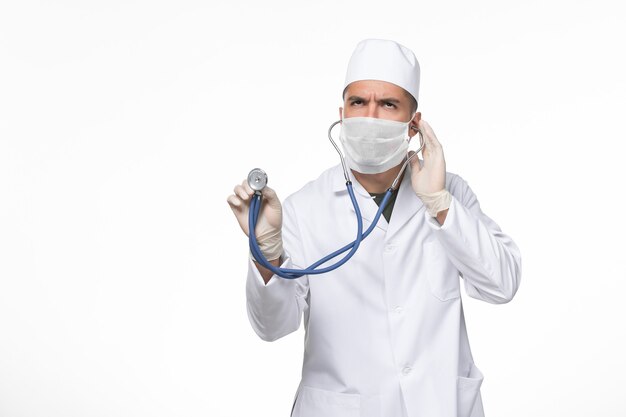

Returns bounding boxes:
[390,127,424,190]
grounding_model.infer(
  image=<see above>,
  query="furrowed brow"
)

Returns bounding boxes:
[378,98,401,104]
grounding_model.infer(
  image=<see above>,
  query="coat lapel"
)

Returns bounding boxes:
[332,166,388,233]
[386,164,424,240]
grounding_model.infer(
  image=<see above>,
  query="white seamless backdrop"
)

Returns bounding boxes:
[1,1,624,416]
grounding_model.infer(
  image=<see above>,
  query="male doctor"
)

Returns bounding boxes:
[227,39,521,417]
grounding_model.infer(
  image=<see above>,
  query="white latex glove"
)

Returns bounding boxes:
[409,120,452,217]
[227,179,283,261]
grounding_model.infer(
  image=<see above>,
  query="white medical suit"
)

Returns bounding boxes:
[246,163,522,417]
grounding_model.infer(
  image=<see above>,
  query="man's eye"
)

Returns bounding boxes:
[351,100,363,106]
[383,102,396,108]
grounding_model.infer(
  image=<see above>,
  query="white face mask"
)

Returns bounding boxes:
[339,115,414,174]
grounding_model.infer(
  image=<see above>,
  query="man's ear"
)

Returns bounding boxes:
[409,111,422,137]
[338,106,343,120]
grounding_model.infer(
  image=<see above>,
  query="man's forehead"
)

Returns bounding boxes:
[344,80,411,100]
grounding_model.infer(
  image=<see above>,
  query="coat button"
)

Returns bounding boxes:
[384,244,396,253]
[394,306,403,314]
[402,366,412,375]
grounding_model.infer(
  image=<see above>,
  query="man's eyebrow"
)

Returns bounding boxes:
[378,97,401,104]
[347,95,365,101]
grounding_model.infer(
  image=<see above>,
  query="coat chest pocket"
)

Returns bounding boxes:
[291,386,360,417]
[424,240,461,301]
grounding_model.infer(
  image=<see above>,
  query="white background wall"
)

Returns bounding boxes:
[1,0,624,416]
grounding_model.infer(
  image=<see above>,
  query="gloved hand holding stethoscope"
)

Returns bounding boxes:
[226,118,451,278]
[227,178,284,262]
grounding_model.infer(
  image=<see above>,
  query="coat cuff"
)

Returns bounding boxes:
[424,195,459,230]
[247,251,291,287]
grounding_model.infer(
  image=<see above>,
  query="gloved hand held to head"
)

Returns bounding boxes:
[226,179,283,261]
[408,120,452,217]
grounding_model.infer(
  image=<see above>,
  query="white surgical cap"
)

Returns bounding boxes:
[343,39,420,105]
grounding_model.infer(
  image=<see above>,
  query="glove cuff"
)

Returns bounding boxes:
[251,228,283,262]
[416,189,452,217]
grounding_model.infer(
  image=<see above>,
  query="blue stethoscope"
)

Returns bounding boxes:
[248,120,424,279]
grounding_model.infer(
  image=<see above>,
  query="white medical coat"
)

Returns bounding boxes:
[246,164,521,417]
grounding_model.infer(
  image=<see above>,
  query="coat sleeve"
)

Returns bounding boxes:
[425,174,522,304]
[245,197,310,341]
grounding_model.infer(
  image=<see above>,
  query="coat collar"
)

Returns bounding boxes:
[330,163,425,239]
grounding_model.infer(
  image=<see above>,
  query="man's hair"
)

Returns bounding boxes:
[406,91,418,115]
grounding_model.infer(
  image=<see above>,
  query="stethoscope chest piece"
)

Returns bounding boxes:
[247,168,268,193]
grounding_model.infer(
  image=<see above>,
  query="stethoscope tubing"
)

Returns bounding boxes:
[249,183,393,279]
[247,118,420,279]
